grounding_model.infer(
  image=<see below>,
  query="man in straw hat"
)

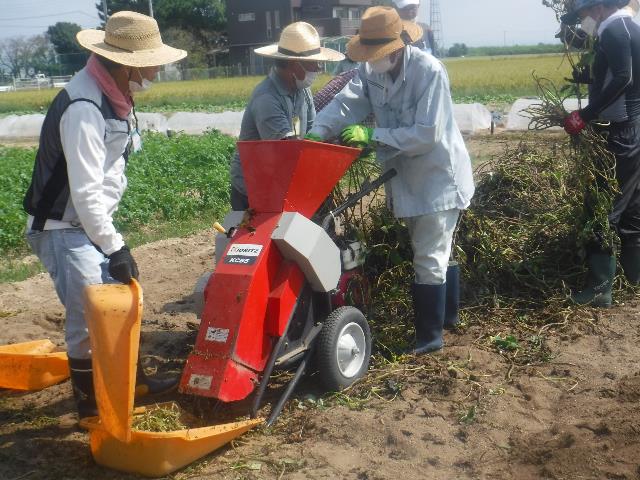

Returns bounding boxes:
[306,6,474,355]
[22,11,186,419]
[229,22,344,210]
[561,0,640,307]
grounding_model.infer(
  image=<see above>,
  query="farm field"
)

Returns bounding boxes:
[0,54,572,115]
[0,132,235,282]
[1,50,637,480]
[2,132,640,479]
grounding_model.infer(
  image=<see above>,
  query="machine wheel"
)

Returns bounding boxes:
[316,306,371,391]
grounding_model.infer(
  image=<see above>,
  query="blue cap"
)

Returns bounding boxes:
[561,0,630,25]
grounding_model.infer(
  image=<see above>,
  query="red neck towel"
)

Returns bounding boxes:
[86,54,132,119]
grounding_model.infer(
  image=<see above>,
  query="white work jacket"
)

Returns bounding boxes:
[310,46,475,218]
[24,68,131,255]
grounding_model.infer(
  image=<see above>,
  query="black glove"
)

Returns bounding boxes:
[108,246,139,284]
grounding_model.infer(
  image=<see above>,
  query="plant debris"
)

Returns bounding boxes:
[132,403,186,432]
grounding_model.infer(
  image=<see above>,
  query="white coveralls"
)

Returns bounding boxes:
[309,46,474,284]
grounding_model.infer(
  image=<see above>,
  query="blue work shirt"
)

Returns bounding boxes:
[230,69,315,195]
[310,46,474,218]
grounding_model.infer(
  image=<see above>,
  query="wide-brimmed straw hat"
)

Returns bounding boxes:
[347,7,422,62]
[77,11,187,67]
[254,22,345,62]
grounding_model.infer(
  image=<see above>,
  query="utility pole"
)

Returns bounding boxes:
[101,0,108,21]
[429,0,443,57]
[149,0,154,18]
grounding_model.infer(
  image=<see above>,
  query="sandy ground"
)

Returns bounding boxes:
[1,132,639,479]
[1,225,640,480]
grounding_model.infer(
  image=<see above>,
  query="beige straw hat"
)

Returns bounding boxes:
[77,11,187,67]
[254,22,345,62]
[347,7,422,62]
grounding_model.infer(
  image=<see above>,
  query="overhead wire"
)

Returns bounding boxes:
[0,10,98,21]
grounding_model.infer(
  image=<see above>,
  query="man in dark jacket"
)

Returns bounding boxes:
[562,0,640,306]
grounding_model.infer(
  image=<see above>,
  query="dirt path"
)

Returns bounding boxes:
[1,227,640,480]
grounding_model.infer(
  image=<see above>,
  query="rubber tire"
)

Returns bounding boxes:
[316,306,372,391]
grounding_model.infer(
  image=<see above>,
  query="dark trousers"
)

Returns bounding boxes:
[588,120,640,252]
[608,120,640,248]
[230,186,249,211]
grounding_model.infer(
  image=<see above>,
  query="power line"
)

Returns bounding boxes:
[0,25,61,29]
[0,10,97,21]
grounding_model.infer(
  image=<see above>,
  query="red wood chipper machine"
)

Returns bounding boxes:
[180,139,395,426]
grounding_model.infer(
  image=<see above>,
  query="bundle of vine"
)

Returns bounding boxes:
[329,83,619,353]
[456,76,619,315]
[526,76,619,251]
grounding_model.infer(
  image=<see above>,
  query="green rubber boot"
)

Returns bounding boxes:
[571,252,616,308]
[620,245,640,285]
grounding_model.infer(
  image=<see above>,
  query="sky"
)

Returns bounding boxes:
[0,0,627,48]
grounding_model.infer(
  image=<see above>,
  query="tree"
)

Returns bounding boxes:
[95,0,226,67]
[0,35,54,78]
[96,0,225,32]
[47,22,88,74]
[154,0,225,32]
[96,0,150,24]
[28,35,56,76]
[161,27,207,70]
[448,43,468,58]
[154,0,226,62]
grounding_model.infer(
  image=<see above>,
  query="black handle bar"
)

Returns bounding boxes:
[322,168,397,232]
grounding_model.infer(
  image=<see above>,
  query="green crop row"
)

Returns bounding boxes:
[0,131,235,257]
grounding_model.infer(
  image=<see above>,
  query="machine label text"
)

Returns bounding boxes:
[206,327,230,343]
[188,374,213,390]
[224,243,263,265]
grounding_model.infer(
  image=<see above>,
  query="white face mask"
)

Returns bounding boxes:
[129,78,153,93]
[580,16,598,37]
[294,67,319,90]
[368,54,397,74]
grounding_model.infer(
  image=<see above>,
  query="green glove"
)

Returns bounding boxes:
[341,125,374,147]
[304,132,323,142]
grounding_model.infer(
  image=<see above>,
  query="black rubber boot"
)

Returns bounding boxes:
[444,262,460,330]
[134,359,179,397]
[411,283,446,354]
[571,252,616,308]
[68,357,98,419]
[620,245,640,285]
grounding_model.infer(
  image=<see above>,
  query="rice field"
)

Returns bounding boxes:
[445,53,572,101]
[0,54,571,115]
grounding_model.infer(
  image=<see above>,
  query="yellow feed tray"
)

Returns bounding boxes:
[81,405,263,478]
[83,281,263,477]
[0,339,69,391]
[85,281,142,443]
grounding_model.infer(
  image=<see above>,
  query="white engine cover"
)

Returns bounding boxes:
[271,212,341,292]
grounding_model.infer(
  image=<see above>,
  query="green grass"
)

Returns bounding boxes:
[0,54,572,115]
[0,146,36,255]
[0,131,235,282]
[0,258,44,284]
